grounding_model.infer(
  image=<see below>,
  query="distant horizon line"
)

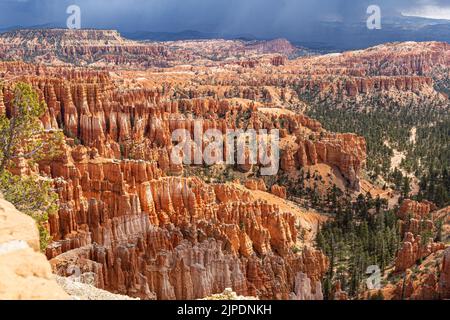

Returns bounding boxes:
[1,23,449,53]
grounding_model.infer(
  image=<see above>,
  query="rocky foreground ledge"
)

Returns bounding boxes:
[0,194,137,300]
[0,194,69,299]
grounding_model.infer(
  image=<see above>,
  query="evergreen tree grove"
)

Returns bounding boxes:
[0,82,63,251]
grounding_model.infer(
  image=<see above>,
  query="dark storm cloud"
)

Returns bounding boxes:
[1,0,450,38]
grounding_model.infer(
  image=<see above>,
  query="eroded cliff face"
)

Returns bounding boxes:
[293,41,449,97]
[2,30,448,301]
[0,60,367,190]
[44,146,329,300]
[1,60,341,300]
[0,30,301,69]
[2,30,409,301]
[0,29,171,68]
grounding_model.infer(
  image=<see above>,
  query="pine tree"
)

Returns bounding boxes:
[402,176,411,198]
[0,82,63,250]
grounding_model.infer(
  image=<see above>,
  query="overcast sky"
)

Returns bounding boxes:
[1,0,450,38]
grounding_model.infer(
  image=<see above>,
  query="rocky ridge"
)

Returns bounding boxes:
[0,29,300,68]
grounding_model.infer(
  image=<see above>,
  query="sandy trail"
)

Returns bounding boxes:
[384,126,420,196]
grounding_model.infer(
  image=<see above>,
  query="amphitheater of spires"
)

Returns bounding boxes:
[0,29,448,300]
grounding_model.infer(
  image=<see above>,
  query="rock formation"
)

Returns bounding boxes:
[433,206,450,243]
[395,232,445,272]
[373,247,450,300]
[201,288,258,300]
[0,30,374,299]
[46,169,329,299]
[397,199,435,237]
[4,30,447,301]
[333,281,349,300]
[271,185,287,199]
[55,276,139,300]
[0,29,171,68]
[439,247,450,299]
[0,30,301,69]
[0,56,343,299]
[368,200,450,299]
[394,200,446,272]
